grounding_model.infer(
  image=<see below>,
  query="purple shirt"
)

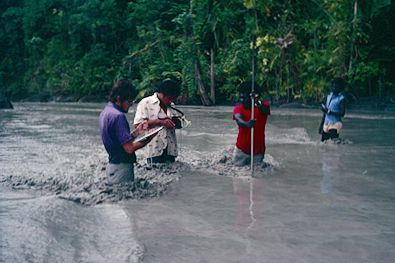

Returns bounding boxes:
[99,102,136,163]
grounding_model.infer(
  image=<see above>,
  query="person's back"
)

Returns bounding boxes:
[320,77,346,141]
[324,91,345,125]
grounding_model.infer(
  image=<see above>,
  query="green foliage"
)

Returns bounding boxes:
[0,0,394,103]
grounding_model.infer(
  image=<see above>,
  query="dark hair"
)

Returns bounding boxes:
[108,79,137,102]
[237,81,260,95]
[332,77,346,91]
[157,79,181,97]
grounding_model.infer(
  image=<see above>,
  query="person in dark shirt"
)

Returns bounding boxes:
[99,79,154,185]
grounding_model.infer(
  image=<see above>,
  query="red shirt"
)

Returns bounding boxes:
[233,102,270,155]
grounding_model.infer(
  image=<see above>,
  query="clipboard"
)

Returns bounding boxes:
[134,126,164,142]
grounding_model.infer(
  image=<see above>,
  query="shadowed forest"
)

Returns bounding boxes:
[1,0,394,105]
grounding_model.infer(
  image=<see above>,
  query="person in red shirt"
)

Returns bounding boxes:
[232,81,270,166]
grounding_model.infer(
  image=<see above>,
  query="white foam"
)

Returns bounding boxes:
[178,146,279,178]
[178,130,236,138]
[267,126,315,145]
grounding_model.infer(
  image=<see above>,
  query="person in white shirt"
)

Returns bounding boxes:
[133,79,181,164]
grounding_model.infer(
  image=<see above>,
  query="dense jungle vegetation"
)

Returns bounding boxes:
[1,0,394,105]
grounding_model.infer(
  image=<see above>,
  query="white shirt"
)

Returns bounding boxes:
[133,93,178,158]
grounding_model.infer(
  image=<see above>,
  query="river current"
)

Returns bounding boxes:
[1,103,394,263]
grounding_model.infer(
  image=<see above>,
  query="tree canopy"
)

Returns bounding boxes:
[1,0,394,105]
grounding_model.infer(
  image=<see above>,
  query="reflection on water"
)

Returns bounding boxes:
[320,146,342,194]
[1,103,395,263]
[232,178,264,231]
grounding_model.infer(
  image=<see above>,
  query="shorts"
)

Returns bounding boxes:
[232,146,264,167]
[323,122,342,133]
[322,122,342,142]
[106,163,134,185]
[321,129,340,141]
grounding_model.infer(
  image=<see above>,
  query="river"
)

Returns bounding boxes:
[1,103,394,263]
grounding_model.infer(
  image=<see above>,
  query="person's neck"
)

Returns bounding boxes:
[157,93,168,112]
[112,101,126,113]
[242,103,251,110]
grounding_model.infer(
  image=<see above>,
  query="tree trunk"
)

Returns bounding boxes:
[210,47,215,104]
[0,79,13,109]
[194,58,212,106]
[188,0,212,106]
[349,0,358,71]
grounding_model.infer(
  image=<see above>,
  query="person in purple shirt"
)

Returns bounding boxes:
[99,79,153,185]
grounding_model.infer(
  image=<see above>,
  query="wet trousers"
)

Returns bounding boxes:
[147,147,176,164]
[106,162,134,185]
[232,146,264,166]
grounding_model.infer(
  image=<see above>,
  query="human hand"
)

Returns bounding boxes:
[160,118,175,129]
[246,119,255,128]
[320,104,328,113]
[132,120,149,137]
[172,117,182,129]
[250,91,259,99]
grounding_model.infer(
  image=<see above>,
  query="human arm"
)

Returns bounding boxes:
[133,99,175,129]
[320,103,328,113]
[151,118,175,129]
[333,99,345,117]
[250,91,270,115]
[326,99,345,117]
[131,120,148,137]
[321,93,345,117]
[122,137,152,154]
[134,118,175,129]
[256,100,270,115]
[113,115,153,154]
[234,113,255,128]
[318,98,327,134]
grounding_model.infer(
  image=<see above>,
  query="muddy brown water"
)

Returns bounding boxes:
[1,103,395,263]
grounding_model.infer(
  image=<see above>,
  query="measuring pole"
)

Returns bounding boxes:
[250,1,258,176]
[250,38,256,175]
